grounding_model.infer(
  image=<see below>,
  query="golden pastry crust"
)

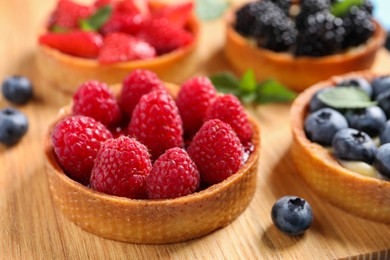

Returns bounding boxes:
[44,84,261,243]
[290,71,390,223]
[224,5,386,92]
[37,13,200,95]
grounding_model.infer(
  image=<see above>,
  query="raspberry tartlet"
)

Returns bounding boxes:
[37,0,200,94]
[44,71,260,243]
[291,71,390,223]
[224,0,386,92]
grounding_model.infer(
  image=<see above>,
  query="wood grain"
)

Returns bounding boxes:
[0,0,390,259]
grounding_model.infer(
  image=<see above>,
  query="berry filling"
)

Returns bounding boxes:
[51,70,255,199]
[304,75,390,180]
[39,0,195,63]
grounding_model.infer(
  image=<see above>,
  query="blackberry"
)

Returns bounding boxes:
[295,11,345,57]
[234,1,265,36]
[296,0,331,30]
[342,6,374,48]
[269,0,291,16]
[361,0,374,15]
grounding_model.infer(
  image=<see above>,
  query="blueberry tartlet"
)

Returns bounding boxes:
[225,0,386,92]
[291,71,390,223]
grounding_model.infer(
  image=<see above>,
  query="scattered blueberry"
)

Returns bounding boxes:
[374,144,390,177]
[380,121,390,145]
[344,106,387,137]
[1,76,33,105]
[309,88,330,112]
[304,108,348,146]
[375,89,390,118]
[0,108,29,145]
[332,128,377,164]
[336,77,373,98]
[271,196,313,236]
[372,76,390,98]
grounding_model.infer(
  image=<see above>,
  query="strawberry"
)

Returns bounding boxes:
[98,33,156,64]
[100,11,146,35]
[39,31,103,58]
[117,0,150,16]
[138,17,194,54]
[153,2,193,28]
[53,0,94,29]
[94,0,113,8]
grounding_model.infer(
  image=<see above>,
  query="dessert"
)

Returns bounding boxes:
[291,71,390,223]
[225,0,386,92]
[37,0,200,94]
[0,108,29,145]
[44,70,260,243]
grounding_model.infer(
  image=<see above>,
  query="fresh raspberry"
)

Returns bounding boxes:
[90,136,152,199]
[138,17,194,55]
[98,33,156,64]
[187,119,244,185]
[39,31,103,58]
[119,69,166,116]
[54,0,94,29]
[176,76,217,138]
[51,115,113,184]
[146,147,200,199]
[152,2,193,28]
[205,94,252,145]
[100,11,146,36]
[128,90,184,160]
[72,80,121,126]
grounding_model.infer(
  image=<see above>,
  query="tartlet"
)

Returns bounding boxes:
[290,71,390,223]
[37,7,200,95]
[224,7,386,92]
[44,83,261,243]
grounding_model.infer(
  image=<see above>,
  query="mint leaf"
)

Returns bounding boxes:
[239,70,257,93]
[256,80,297,104]
[209,72,241,95]
[195,0,229,20]
[80,5,112,32]
[331,0,363,17]
[318,87,377,108]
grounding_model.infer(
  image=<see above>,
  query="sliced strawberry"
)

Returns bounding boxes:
[53,0,94,29]
[116,0,150,16]
[39,31,103,58]
[138,17,194,55]
[100,11,146,35]
[98,33,156,64]
[153,2,193,28]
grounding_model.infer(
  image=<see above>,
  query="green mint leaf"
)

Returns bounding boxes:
[239,70,257,93]
[195,0,229,20]
[318,87,377,108]
[256,80,297,104]
[50,25,68,33]
[80,5,113,32]
[331,0,363,17]
[240,92,257,104]
[209,71,241,94]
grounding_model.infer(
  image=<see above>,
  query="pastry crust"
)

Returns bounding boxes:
[224,6,386,92]
[37,14,200,94]
[43,84,261,243]
[290,71,390,223]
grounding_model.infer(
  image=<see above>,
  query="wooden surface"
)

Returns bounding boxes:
[1,0,390,259]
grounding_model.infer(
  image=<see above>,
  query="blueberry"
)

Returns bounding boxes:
[372,76,390,98]
[304,108,348,146]
[379,121,390,145]
[336,77,373,98]
[1,76,33,105]
[344,106,386,137]
[332,128,377,164]
[309,89,330,112]
[374,144,390,177]
[375,89,390,118]
[0,108,29,145]
[271,196,313,236]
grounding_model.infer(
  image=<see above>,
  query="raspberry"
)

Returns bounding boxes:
[53,0,94,29]
[100,11,146,36]
[146,148,200,199]
[205,94,252,145]
[51,115,113,184]
[138,17,194,55]
[188,119,244,185]
[176,76,217,138]
[72,81,121,126]
[98,33,156,64]
[90,137,152,199]
[119,70,166,116]
[128,90,184,160]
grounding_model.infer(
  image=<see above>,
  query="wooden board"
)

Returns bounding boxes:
[1,0,390,259]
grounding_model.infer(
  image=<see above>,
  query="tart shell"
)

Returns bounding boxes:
[43,84,261,243]
[224,7,386,92]
[290,71,390,223]
[37,14,200,95]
